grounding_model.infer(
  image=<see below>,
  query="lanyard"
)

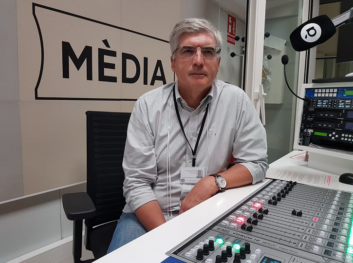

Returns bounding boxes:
[173,85,209,167]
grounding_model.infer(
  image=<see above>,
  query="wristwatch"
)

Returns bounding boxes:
[210,174,226,192]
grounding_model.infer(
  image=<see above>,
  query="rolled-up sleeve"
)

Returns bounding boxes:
[232,92,268,184]
[123,98,158,212]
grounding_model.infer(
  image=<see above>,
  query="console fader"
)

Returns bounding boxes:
[166,180,353,263]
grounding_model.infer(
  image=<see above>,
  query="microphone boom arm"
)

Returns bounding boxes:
[332,7,353,27]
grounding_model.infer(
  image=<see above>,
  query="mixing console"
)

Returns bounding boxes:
[166,180,353,263]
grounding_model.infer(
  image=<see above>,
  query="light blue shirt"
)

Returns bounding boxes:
[122,80,268,219]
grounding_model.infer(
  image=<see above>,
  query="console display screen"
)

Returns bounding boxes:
[314,132,327,137]
[260,257,282,263]
[345,122,353,131]
[348,111,353,119]
[344,90,353,96]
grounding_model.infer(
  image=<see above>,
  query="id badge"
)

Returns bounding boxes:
[180,167,205,184]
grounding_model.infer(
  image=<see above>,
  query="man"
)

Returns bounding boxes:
[108,18,268,253]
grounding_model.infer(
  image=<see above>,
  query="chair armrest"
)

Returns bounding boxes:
[62,192,96,221]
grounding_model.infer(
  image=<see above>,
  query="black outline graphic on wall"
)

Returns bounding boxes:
[32,3,172,101]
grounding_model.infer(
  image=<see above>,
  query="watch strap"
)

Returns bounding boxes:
[210,174,226,192]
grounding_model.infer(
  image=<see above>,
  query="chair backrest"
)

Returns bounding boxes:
[85,111,130,228]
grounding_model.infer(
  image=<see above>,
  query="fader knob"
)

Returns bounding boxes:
[292,209,297,215]
[252,219,258,225]
[272,200,277,205]
[257,214,264,220]
[203,244,209,255]
[247,218,252,224]
[253,213,258,218]
[263,209,269,214]
[272,195,276,200]
[226,246,232,257]
[258,208,264,213]
[196,249,204,260]
[297,210,303,217]
[215,255,222,263]
[281,189,285,193]
[277,193,281,197]
[277,197,281,201]
[221,250,228,262]
[285,190,289,194]
[268,200,273,205]
[233,253,241,263]
[244,242,251,254]
[281,194,286,198]
[246,225,253,232]
[241,224,247,230]
[293,181,297,185]
[240,247,246,259]
[209,240,215,251]
[288,187,292,191]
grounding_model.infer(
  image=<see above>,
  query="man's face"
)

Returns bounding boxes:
[171,32,221,91]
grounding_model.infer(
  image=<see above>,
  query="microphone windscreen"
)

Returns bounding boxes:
[290,15,336,51]
[281,55,289,65]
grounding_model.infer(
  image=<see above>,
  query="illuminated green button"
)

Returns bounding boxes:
[216,238,224,245]
[233,244,241,251]
[347,247,353,254]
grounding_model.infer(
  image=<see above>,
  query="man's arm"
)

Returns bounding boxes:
[135,200,166,231]
[179,164,252,214]
[123,98,166,230]
[179,89,268,214]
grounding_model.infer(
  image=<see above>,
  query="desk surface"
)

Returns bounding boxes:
[96,151,353,263]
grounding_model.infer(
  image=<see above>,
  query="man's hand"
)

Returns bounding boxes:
[179,176,218,214]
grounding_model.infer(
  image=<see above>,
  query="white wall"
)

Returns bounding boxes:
[0,0,24,201]
[180,0,245,87]
[264,1,301,163]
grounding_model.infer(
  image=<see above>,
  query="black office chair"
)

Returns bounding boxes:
[62,111,131,263]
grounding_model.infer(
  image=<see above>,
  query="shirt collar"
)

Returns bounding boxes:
[174,81,214,113]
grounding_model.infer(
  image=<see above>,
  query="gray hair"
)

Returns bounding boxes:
[169,18,223,57]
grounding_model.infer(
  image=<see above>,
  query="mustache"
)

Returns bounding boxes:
[189,71,207,75]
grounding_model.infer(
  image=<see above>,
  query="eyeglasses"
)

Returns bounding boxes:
[174,46,221,59]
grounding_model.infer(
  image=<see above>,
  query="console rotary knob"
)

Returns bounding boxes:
[208,240,215,251]
[246,225,253,232]
[244,242,251,254]
[196,249,204,260]
[203,244,209,255]
[240,247,246,259]
[233,253,241,263]
[215,255,222,263]
[226,246,232,257]
[221,250,228,262]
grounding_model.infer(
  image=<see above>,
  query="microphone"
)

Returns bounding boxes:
[290,15,336,51]
[281,55,288,65]
[281,55,308,103]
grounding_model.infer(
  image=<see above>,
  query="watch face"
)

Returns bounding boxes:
[216,176,227,188]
